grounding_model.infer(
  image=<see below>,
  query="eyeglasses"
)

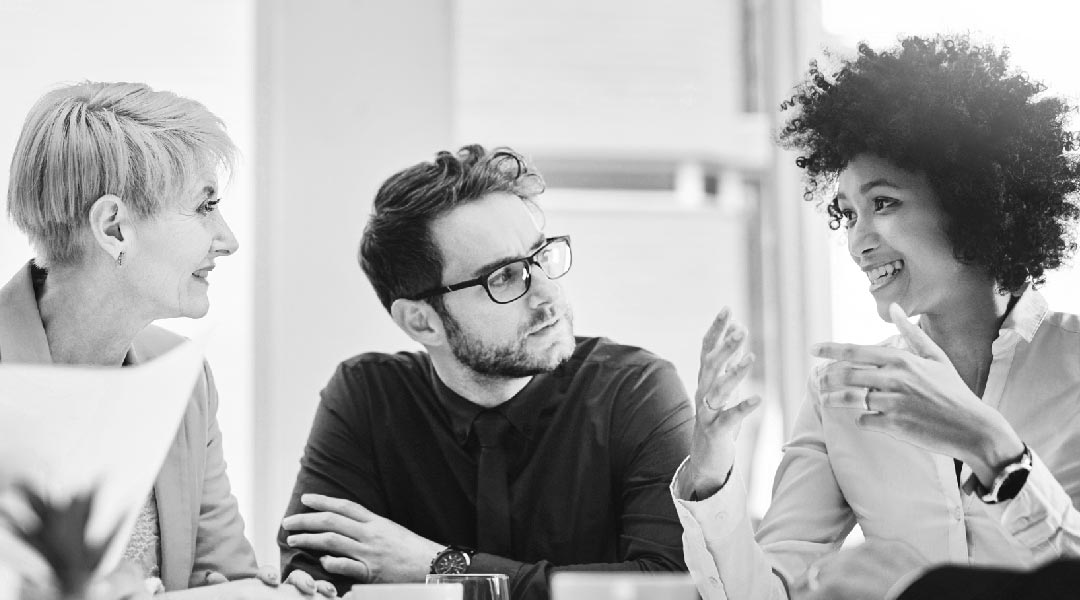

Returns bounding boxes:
[411,235,572,304]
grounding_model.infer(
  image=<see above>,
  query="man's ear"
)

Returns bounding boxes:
[390,298,446,346]
[87,194,130,261]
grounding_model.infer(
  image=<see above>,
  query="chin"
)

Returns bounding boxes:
[181,300,211,319]
[874,300,892,323]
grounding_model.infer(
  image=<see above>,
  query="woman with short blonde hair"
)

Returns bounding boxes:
[1,82,331,598]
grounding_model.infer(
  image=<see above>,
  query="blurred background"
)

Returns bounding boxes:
[2,0,1080,564]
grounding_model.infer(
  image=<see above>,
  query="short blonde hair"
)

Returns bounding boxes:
[7,81,237,267]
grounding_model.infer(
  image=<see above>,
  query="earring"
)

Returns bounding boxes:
[116,251,125,267]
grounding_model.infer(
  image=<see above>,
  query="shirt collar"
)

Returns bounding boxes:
[428,360,562,446]
[0,262,52,364]
[998,285,1048,344]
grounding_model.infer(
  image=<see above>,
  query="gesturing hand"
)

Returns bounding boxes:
[282,494,443,584]
[685,308,760,499]
[812,303,1024,485]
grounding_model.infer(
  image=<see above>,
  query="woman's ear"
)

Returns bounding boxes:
[390,298,445,346]
[87,194,129,262]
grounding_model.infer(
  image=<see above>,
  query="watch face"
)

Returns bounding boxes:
[435,550,469,574]
[997,467,1031,502]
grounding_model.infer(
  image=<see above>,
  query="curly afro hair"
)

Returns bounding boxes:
[779,34,1080,293]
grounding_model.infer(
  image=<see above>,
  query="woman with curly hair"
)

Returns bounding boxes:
[672,35,1080,599]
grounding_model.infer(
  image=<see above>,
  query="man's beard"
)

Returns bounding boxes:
[440,305,575,378]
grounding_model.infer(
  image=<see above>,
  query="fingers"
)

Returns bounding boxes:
[889,303,947,361]
[811,342,905,367]
[285,531,362,556]
[203,571,228,586]
[283,509,366,538]
[820,389,904,413]
[818,361,884,393]
[300,494,376,522]
[285,570,318,595]
[285,571,340,598]
[697,313,745,395]
[321,556,371,583]
[257,565,280,587]
[855,410,898,433]
[699,307,731,366]
[720,395,762,422]
[701,353,755,413]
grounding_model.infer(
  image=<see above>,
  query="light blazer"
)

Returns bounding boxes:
[0,263,257,590]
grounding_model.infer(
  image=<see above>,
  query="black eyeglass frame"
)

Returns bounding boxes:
[409,235,572,304]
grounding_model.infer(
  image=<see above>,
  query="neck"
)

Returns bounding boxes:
[37,263,153,366]
[428,351,533,408]
[919,288,1014,395]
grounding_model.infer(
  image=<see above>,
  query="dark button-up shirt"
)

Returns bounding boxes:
[279,336,693,599]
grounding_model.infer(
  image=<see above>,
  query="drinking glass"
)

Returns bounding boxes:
[425,573,510,600]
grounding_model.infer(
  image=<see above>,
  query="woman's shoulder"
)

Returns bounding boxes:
[1040,309,1080,336]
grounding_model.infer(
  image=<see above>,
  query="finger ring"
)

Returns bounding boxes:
[806,562,822,591]
[863,387,872,412]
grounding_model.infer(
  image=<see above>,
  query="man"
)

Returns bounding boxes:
[278,146,693,599]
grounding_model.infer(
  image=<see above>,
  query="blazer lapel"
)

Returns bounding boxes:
[0,262,52,363]
[155,415,195,590]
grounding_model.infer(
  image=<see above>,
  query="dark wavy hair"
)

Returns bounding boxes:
[779,34,1080,292]
[359,144,545,312]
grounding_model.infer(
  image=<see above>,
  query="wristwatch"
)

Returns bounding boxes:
[975,443,1032,504]
[430,545,476,575]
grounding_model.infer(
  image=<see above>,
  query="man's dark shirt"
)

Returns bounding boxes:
[279,336,693,600]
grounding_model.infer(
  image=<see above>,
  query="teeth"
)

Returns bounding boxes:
[866,260,903,282]
[866,260,903,290]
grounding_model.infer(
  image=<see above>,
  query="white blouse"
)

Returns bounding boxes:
[672,289,1080,600]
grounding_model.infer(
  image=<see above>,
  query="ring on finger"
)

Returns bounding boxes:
[703,394,720,411]
[863,387,872,412]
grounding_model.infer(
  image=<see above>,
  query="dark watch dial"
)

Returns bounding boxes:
[997,467,1031,502]
[433,549,470,574]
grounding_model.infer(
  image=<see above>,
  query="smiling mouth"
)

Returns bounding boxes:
[529,317,561,335]
[865,260,904,292]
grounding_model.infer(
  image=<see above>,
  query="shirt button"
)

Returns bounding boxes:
[953,507,964,520]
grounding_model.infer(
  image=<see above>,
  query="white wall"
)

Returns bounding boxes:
[252,0,455,561]
[0,0,259,556]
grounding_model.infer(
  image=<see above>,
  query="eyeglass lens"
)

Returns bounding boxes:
[485,238,571,303]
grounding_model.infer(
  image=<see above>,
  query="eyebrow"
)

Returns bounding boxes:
[469,234,547,278]
[836,178,903,200]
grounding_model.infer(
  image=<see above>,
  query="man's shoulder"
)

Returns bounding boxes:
[571,336,673,372]
[334,349,432,382]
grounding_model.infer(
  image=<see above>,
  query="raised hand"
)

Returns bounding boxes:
[685,307,760,499]
[282,494,443,584]
[812,303,1024,486]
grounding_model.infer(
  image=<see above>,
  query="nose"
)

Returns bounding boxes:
[847,213,877,260]
[213,211,240,256]
[525,261,561,308]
